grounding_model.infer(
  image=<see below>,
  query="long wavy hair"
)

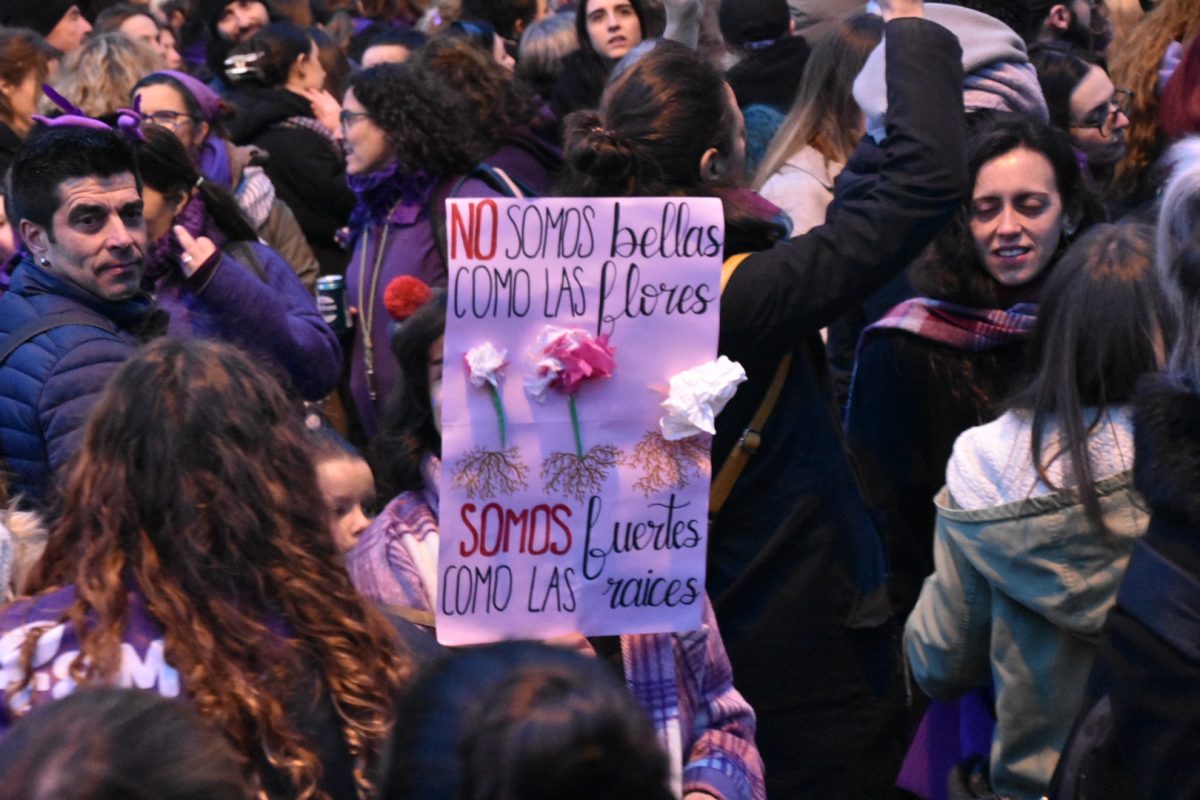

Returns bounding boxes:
[1108,0,1200,199]
[15,338,411,800]
[753,13,883,190]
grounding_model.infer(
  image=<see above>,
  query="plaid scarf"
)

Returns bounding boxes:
[859,297,1037,355]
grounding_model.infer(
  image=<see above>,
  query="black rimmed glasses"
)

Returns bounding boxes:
[339,110,373,132]
[139,110,200,132]
[1071,88,1133,136]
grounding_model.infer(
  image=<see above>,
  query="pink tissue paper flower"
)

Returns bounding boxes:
[526,326,616,398]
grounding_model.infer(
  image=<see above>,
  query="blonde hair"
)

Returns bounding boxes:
[1109,0,1200,196]
[753,13,883,190]
[44,32,161,120]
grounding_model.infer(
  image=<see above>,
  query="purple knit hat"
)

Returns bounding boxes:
[147,69,223,123]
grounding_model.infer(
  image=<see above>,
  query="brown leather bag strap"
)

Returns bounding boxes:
[709,352,791,517]
[709,252,792,518]
[380,603,437,628]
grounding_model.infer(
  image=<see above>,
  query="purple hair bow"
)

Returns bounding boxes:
[33,85,145,141]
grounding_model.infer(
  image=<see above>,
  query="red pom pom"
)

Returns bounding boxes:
[383,276,433,322]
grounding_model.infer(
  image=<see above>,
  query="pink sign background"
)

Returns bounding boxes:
[436,196,725,645]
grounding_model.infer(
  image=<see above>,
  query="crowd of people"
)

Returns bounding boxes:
[0,0,1199,797]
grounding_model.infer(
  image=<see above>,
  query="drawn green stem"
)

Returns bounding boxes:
[568,394,584,459]
[489,385,507,448]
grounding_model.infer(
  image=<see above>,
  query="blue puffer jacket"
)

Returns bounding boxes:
[0,260,156,505]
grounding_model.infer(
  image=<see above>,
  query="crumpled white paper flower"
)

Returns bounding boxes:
[465,342,508,389]
[659,356,747,441]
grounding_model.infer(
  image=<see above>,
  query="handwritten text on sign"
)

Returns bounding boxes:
[437,197,724,645]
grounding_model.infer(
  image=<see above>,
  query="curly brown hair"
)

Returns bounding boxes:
[15,338,411,800]
[1108,0,1200,200]
[348,62,489,177]
[411,36,537,151]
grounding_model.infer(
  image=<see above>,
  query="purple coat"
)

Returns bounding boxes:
[346,177,500,437]
[153,241,341,401]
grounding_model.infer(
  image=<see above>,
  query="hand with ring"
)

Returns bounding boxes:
[173,225,218,278]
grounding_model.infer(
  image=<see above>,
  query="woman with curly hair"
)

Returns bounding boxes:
[1107,0,1200,211]
[411,36,560,195]
[0,338,413,800]
[339,62,494,437]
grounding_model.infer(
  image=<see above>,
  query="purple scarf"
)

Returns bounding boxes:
[340,161,437,246]
[144,194,227,284]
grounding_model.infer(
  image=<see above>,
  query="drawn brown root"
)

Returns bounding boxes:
[451,447,530,499]
[541,445,624,502]
[628,432,712,496]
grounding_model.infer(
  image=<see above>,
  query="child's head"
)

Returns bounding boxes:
[306,425,375,553]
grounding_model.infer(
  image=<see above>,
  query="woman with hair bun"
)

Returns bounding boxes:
[224,22,356,275]
[133,124,342,401]
[0,337,413,800]
[557,0,966,794]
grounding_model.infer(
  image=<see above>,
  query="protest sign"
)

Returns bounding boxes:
[437,196,731,646]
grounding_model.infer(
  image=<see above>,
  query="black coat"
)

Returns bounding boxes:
[845,330,1028,620]
[725,36,811,113]
[710,17,965,798]
[1079,378,1200,800]
[228,86,355,275]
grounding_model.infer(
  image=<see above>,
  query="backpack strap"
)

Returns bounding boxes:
[1117,538,1200,662]
[450,164,535,200]
[0,311,119,369]
[709,252,792,518]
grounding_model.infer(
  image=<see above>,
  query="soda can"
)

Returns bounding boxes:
[316,275,351,333]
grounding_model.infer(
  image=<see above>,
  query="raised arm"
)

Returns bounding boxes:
[720,7,965,360]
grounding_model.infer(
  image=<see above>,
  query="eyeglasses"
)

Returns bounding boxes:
[139,110,200,131]
[1070,88,1133,136]
[339,110,373,131]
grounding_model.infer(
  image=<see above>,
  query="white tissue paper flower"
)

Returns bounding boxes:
[465,343,508,389]
[659,356,747,441]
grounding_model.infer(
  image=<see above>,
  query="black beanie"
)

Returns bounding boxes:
[720,0,790,49]
[0,0,76,38]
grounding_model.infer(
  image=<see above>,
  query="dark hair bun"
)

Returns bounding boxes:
[562,109,649,196]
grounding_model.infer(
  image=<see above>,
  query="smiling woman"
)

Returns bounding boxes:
[846,113,1097,624]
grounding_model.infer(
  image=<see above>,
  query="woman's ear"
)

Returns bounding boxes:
[171,189,191,218]
[699,146,726,184]
[1063,214,1079,239]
